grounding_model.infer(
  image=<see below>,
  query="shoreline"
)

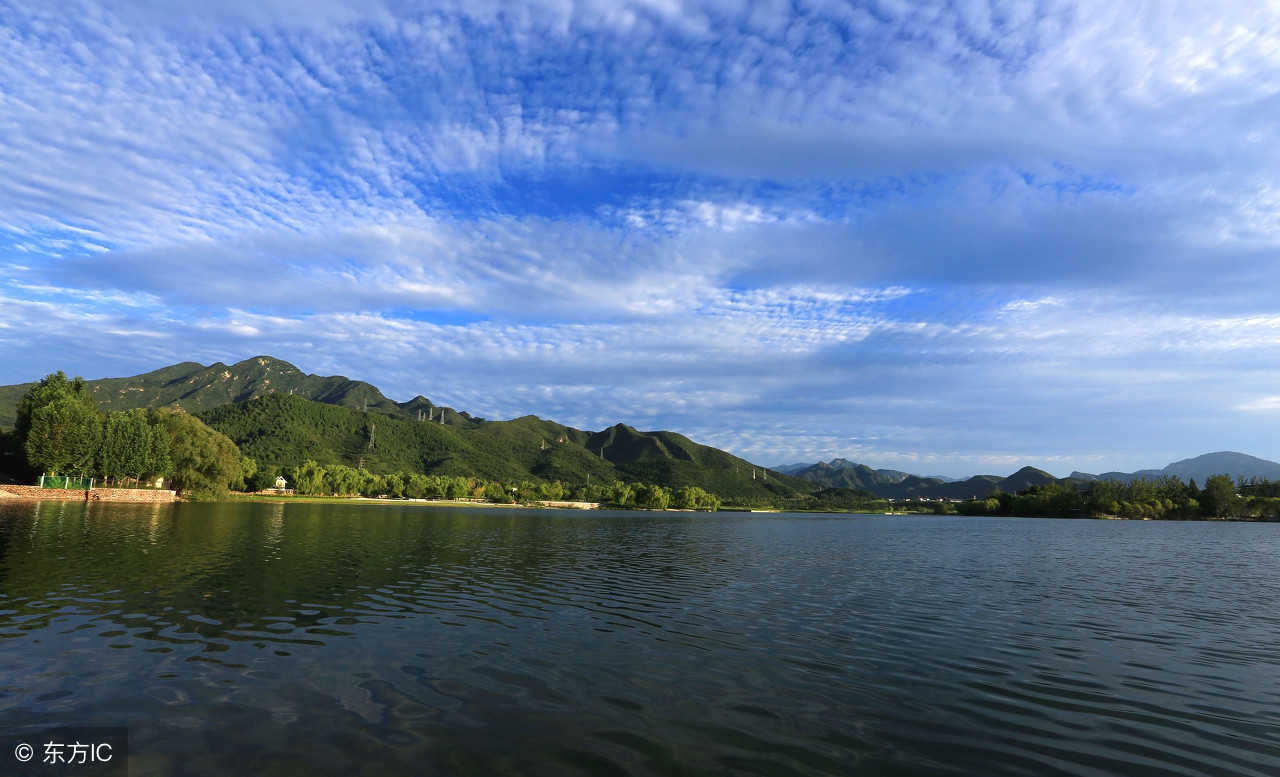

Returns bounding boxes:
[0,485,178,502]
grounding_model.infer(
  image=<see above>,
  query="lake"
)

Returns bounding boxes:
[1,501,1278,775]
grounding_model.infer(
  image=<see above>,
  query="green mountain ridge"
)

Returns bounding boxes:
[198,394,811,504]
[0,356,814,505]
[0,356,482,431]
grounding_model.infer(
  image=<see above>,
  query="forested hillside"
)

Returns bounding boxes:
[0,356,478,430]
[198,393,815,504]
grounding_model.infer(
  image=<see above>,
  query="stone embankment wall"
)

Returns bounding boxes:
[0,485,177,502]
[87,488,178,502]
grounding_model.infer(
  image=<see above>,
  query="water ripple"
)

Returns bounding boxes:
[2,503,1280,774]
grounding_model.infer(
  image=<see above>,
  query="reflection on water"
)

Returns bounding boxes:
[2,501,1280,775]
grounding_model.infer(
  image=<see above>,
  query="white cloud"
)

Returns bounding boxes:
[3,0,1280,475]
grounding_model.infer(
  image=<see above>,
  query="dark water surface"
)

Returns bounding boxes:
[2,501,1279,775]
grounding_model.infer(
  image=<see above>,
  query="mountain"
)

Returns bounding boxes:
[781,458,964,485]
[879,467,1061,500]
[790,450,1280,500]
[197,394,812,503]
[0,356,479,431]
[0,357,816,505]
[1077,452,1280,485]
[786,457,1061,500]
[788,460,898,491]
[772,462,813,475]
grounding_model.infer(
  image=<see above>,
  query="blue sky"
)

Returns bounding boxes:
[2,0,1279,477]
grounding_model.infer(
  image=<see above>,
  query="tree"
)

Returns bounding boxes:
[14,372,97,445]
[15,372,101,476]
[154,410,242,495]
[675,485,720,511]
[25,396,103,476]
[230,455,258,491]
[145,423,172,482]
[483,479,513,503]
[635,483,672,509]
[1201,474,1238,519]
[609,481,635,506]
[290,460,327,495]
[100,411,151,482]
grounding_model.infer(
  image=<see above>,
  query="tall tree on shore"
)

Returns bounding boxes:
[14,372,96,444]
[1201,474,1238,518]
[152,409,242,495]
[100,410,151,482]
[146,423,172,482]
[25,396,103,476]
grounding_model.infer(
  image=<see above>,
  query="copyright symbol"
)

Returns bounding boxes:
[14,742,33,762]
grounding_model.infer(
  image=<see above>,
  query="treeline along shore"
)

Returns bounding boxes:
[0,369,742,509]
[0,363,1276,519]
[946,476,1279,521]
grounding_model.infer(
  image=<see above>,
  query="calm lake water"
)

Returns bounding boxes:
[1,501,1279,776]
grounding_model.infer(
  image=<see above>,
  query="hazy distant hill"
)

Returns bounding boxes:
[790,450,1280,500]
[788,458,971,493]
[772,463,811,475]
[785,456,1062,500]
[0,356,481,431]
[1076,452,1280,484]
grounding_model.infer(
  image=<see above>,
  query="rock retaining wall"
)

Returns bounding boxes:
[87,488,178,502]
[0,485,177,502]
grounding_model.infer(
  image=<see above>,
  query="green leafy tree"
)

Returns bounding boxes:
[15,372,101,476]
[445,476,471,499]
[357,470,385,497]
[483,479,514,503]
[382,472,405,498]
[323,464,363,495]
[290,461,326,495]
[675,485,720,511]
[635,483,672,509]
[247,469,278,492]
[1201,474,1238,518]
[403,473,430,498]
[990,490,1012,515]
[609,481,635,506]
[154,410,242,495]
[14,372,97,445]
[25,396,103,476]
[146,423,172,482]
[231,455,258,491]
[100,411,151,482]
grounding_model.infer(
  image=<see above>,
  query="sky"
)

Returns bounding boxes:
[2,0,1279,478]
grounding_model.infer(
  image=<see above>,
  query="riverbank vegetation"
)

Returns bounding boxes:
[952,475,1279,520]
[2,371,735,507]
[7,370,1278,518]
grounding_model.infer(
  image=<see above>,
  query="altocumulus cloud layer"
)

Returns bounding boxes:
[2,0,1279,475]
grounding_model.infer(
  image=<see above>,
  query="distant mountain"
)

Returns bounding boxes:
[785,455,1061,500]
[874,469,962,483]
[789,460,894,492]
[787,458,966,491]
[872,468,913,483]
[1077,452,1280,485]
[779,458,966,485]
[789,450,1280,500]
[869,467,1060,501]
[771,463,812,475]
